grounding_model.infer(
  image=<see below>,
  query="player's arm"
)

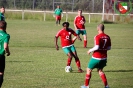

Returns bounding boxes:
[55,36,59,50]
[87,45,99,54]
[73,30,82,41]
[4,35,10,56]
[76,35,82,41]
[54,9,57,14]
[74,17,77,30]
[107,37,111,50]
[4,43,10,56]
[83,16,86,24]
[87,36,99,54]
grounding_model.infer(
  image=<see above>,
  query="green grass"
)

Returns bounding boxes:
[2,20,133,88]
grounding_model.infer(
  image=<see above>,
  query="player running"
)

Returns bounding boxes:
[55,22,84,72]
[81,24,111,88]
[72,9,87,48]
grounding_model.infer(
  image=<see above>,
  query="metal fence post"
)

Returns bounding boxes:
[22,10,24,20]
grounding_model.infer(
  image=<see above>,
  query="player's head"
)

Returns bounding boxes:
[0,6,5,14]
[78,9,82,16]
[0,21,7,31]
[97,24,104,32]
[57,5,60,8]
[62,22,69,29]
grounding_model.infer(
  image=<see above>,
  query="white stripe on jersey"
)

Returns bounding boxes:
[62,44,74,48]
[92,56,107,60]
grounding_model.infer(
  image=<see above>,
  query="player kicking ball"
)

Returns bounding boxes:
[55,22,84,73]
[81,24,111,88]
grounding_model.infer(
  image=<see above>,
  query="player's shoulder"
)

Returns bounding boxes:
[75,16,79,19]
[57,28,64,33]
[104,33,110,38]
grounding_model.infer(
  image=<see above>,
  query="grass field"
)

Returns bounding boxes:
[2,20,133,88]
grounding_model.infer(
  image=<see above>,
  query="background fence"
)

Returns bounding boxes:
[5,9,133,23]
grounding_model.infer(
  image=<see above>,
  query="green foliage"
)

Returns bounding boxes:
[2,20,133,88]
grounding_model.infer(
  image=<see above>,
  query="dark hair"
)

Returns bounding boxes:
[98,24,104,31]
[0,21,7,30]
[1,6,5,8]
[78,9,82,12]
[62,22,69,27]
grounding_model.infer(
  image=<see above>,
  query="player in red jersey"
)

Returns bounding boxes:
[81,24,111,88]
[72,9,87,48]
[55,22,84,72]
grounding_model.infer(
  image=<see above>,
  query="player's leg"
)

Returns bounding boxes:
[71,45,83,72]
[58,16,61,25]
[55,16,58,25]
[98,69,109,88]
[0,55,5,87]
[81,58,99,88]
[63,47,73,66]
[98,60,109,88]
[82,30,87,48]
[72,30,80,43]
[67,52,73,66]
[81,68,92,88]
[0,72,4,87]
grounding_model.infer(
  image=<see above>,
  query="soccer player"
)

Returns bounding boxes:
[55,22,84,72]
[0,21,10,87]
[72,9,87,48]
[81,24,111,88]
[0,6,5,21]
[54,5,63,26]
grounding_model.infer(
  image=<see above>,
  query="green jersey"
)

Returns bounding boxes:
[54,8,62,15]
[0,12,5,21]
[0,30,10,55]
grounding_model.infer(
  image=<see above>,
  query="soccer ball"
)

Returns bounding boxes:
[65,66,72,73]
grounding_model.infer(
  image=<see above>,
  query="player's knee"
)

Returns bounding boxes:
[83,35,87,40]
[68,55,73,59]
[98,70,104,75]
[86,68,92,74]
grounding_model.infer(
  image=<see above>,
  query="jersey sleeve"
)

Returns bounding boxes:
[94,35,100,45]
[83,16,86,22]
[71,29,77,36]
[4,34,10,44]
[74,16,77,24]
[108,36,111,46]
[60,9,63,13]
[55,30,61,37]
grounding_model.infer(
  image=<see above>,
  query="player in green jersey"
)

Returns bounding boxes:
[0,21,10,87]
[54,5,63,26]
[0,6,5,21]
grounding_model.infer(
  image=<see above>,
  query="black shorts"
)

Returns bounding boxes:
[0,55,5,72]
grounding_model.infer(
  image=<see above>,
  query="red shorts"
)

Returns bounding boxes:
[56,16,61,20]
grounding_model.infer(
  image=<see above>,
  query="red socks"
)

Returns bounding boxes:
[75,59,81,68]
[100,73,108,87]
[85,74,91,86]
[84,40,87,48]
[67,58,72,66]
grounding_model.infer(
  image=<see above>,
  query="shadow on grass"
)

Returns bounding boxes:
[101,20,116,24]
